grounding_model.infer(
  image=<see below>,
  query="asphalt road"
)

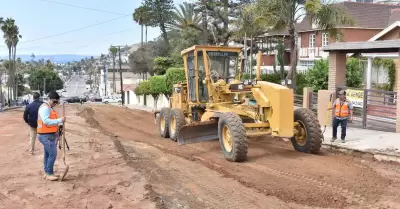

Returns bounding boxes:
[65,75,87,97]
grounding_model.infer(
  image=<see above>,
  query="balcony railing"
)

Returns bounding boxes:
[299,47,329,58]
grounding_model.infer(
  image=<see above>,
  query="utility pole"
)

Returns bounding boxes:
[43,78,46,96]
[104,60,108,97]
[111,45,125,105]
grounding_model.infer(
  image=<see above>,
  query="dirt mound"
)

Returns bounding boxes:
[77,106,100,129]
[78,104,397,209]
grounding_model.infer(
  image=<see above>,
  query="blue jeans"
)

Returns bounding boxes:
[332,117,348,140]
[38,134,58,175]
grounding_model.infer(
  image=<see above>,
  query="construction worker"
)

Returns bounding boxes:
[37,91,66,181]
[327,90,353,143]
[23,92,43,155]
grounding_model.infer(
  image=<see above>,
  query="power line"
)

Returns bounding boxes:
[41,0,129,16]
[16,29,132,51]
[0,15,130,48]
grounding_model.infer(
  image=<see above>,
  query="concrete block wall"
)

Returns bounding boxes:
[328,52,346,91]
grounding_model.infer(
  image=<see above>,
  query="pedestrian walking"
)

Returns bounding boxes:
[37,91,66,181]
[327,90,353,143]
[23,93,43,155]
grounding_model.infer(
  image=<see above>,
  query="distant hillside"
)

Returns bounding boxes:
[0,54,94,63]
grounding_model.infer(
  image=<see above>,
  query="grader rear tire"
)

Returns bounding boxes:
[218,112,248,162]
[169,108,186,142]
[290,108,322,154]
[158,108,171,138]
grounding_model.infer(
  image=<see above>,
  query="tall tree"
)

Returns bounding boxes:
[143,0,174,51]
[232,3,265,75]
[195,0,253,45]
[1,18,21,102]
[254,0,353,91]
[168,2,202,32]
[133,5,153,46]
[109,46,118,93]
[0,17,3,104]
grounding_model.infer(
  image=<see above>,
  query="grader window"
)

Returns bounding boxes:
[197,52,209,102]
[187,52,197,102]
[203,51,238,83]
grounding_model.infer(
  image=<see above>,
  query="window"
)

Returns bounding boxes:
[309,34,315,48]
[186,53,197,102]
[322,33,328,47]
[299,60,315,67]
[196,51,209,102]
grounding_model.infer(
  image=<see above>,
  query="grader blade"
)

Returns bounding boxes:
[177,121,219,145]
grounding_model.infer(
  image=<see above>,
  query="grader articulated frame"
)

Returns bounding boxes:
[154,45,322,162]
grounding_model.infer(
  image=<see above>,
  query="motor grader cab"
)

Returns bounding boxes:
[155,45,322,162]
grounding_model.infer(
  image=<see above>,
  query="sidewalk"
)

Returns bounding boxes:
[125,104,158,112]
[322,126,400,162]
[2,106,21,112]
[125,104,400,163]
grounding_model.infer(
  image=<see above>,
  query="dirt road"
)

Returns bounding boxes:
[2,104,400,209]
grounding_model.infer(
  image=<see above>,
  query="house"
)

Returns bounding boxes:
[260,1,400,70]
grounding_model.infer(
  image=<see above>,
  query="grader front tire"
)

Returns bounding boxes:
[218,113,248,162]
[290,108,322,154]
[169,108,186,142]
[158,108,171,138]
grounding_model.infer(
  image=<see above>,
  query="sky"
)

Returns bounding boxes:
[0,0,184,56]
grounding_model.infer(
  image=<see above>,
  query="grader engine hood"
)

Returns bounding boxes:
[250,81,295,137]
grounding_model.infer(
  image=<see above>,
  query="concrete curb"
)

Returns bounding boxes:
[3,106,22,112]
[322,143,400,163]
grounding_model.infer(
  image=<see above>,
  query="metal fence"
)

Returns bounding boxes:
[336,87,397,132]
[294,94,303,107]
[309,92,318,114]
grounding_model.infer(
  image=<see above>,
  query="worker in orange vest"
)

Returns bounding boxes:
[37,92,66,181]
[327,90,353,143]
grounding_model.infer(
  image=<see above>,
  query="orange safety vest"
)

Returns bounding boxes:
[334,98,349,118]
[37,103,59,134]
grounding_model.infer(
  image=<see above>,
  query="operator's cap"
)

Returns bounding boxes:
[338,90,346,95]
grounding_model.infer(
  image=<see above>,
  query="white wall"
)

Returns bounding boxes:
[131,94,169,110]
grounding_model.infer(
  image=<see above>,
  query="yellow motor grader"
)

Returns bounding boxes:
[154,45,322,162]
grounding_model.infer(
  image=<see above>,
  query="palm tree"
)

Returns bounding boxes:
[1,18,21,102]
[253,0,354,91]
[11,24,22,100]
[168,2,202,32]
[109,46,118,93]
[133,6,145,46]
[133,5,152,46]
[0,17,4,104]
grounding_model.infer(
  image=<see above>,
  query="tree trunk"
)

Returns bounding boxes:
[13,45,18,100]
[145,26,148,43]
[8,47,12,105]
[250,35,253,80]
[289,28,297,92]
[159,23,169,51]
[112,56,116,93]
[141,24,144,46]
[0,72,3,105]
[202,0,208,45]
[153,95,159,110]
[222,0,229,46]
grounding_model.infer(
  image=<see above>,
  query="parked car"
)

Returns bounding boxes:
[102,96,122,104]
[90,96,103,102]
[79,96,88,102]
[64,96,83,103]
